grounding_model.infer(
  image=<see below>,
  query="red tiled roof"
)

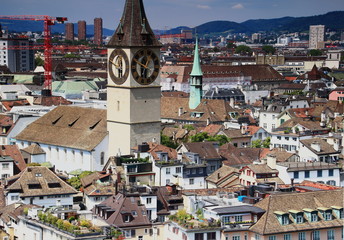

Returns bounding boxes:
[1,99,30,111]
[0,145,26,174]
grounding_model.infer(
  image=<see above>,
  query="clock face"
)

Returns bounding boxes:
[108,49,129,85]
[131,49,160,85]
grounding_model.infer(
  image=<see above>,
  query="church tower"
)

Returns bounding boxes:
[189,38,203,109]
[107,0,161,156]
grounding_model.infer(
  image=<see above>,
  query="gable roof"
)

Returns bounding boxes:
[15,106,107,151]
[250,189,344,235]
[182,142,222,160]
[161,97,238,123]
[6,166,78,197]
[220,143,264,167]
[0,145,27,174]
[206,165,240,188]
[300,138,339,155]
[21,143,45,155]
[95,192,151,228]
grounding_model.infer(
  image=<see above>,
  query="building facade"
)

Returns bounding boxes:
[65,23,74,41]
[77,20,86,41]
[309,25,325,49]
[94,18,103,45]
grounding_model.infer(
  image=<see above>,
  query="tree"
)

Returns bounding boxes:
[35,56,44,66]
[67,171,93,190]
[262,45,276,55]
[190,133,230,146]
[262,137,271,148]
[251,139,262,148]
[309,49,323,56]
[161,134,178,149]
[226,42,236,49]
[235,45,252,55]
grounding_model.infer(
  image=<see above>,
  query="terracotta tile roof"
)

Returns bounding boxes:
[297,65,331,81]
[206,165,240,188]
[242,164,279,174]
[182,142,222,160]
[300,138,339,155]
[250,189,344,235]
[6,166,78,197]
[220,143,263,167]
[33,96,72,106]
[0,186,5,208]
[161,97,238,123]
[21,143,45,155]
[0,145,26,174]
[198,124,224,136]
[161,127,188,140]
[246,126,261,135]
[220,128,251,139]
[278,83,306,90]
[95,192,151,228]
[16,106,107,151]
[0,114,14,136]
[0,203,38,223]
[1,99,30,111]
[278,118,324,131]
[83,184,115,196]
[260,148,296,162]
[148,143,178,160]
[161,91,189,98]
[161,64,284,83]
[80,172,111,188]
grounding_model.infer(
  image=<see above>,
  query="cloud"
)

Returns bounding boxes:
[197,4,211,9]
[232,3,244,9]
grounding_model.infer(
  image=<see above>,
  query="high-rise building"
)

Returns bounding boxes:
[309,25,325,49]
[78,20,86,41]
[65,23,74,41]
[94,18,103,45]
[0,37,34,72]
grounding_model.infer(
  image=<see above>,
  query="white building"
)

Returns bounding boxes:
[0,37,35,72]
[299,138,340,163]
[309,25,325,49]
[15,106,108,173]
[5,166,78,208]
[0,155,14,180]
[276,162,341,186]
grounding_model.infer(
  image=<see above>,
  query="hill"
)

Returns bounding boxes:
[0,11,343,37]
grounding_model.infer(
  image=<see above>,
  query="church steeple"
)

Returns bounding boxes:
[189,38,203,109]
[190,38,203,76]
[107,0,161,48]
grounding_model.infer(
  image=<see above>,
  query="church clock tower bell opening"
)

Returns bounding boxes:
[107,0,162,156]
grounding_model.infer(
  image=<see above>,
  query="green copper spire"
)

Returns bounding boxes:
[190,38,203,76]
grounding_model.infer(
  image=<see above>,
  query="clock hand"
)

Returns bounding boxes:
[134,59,148,69]
[109,59,119,68]
[145,56,151,68]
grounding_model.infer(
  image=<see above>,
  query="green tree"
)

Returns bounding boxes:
[161,134,178,149]
[251,139,262,148]
[226,42,236,49]
[262,45,276,55]
[190,132,209,143]
[207,135,230,146]
[309,49,323,56]
[67,171,93,190]
[183,125,195,131]
[35,56,44,66]
[235,45,252,55]
[262,137,271,148]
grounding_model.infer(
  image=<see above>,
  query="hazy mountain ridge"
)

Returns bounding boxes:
[0,11,343,37]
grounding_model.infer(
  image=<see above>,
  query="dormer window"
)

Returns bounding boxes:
[289,210,304,224]
[311,212,318,222]
[331,206,344,219]
[318,207,333,221]
[274,211,290,225]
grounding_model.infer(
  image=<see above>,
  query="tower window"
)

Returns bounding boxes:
[117,101,120,111]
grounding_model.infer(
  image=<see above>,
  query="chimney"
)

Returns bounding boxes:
[178,107,183,117]
[266,154,277,170]
[333,139,340,152]
[320,111,326,127]
[241,123,248,135]
[311,141,321,152]
[206,118,210,126]
[230,98,234,108]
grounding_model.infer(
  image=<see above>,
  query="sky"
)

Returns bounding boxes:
[1,0,344,30]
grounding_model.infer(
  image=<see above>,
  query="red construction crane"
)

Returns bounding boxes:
[0,15,67,91]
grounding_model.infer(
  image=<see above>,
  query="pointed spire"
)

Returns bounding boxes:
[191,37,203,76]
[107,0,161,48]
